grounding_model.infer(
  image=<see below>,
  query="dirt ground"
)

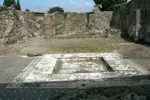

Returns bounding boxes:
[0,36,150,58]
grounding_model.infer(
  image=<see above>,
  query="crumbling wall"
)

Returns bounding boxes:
[0,6,44,44]
[95,11,113,34]
[0,5,115,44]
[45,13,90,36]
[43,14,53,37]
[63,13,88,35]
[43,11,113,37]
[95,5,113,31]
[52,13,65,35]
[23,12,44,37]
[0,6,22,44]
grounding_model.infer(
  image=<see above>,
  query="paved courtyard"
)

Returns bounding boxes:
[3,52,149,88]
[0,52,150,99]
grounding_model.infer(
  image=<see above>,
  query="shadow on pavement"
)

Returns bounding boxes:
[0,74,150,100]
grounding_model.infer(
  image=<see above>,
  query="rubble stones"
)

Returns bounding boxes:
[0,6,44,44]
[0,5,124,44]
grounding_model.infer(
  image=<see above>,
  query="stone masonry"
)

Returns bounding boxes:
[8,53,150,88]
[2,0,150,44]
[0,5,114,44]
[111,0,150,42]
[0,6,44,44]
[44,9,113,38]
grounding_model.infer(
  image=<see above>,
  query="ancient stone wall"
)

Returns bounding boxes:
[43,10,113,38]
[94,5,113,31]
[23,12,44,38]
[43,14,53,37]
[0,6,22,44]
[111,0,150,41]
[0,6,44,44]
[0,5,114,44]
[95,11,113,35]
[44,13,91,36]
[63,13,88,35]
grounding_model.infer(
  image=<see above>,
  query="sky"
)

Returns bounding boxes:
[0,0,131,12]
[0,0,95,12]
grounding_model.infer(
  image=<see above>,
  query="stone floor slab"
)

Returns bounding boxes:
[7,53,150,88]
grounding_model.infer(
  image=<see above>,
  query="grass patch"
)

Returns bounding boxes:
[60,44,112,53]
[111,36,130,43]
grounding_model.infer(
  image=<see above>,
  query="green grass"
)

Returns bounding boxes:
[60,44,112,53]
[0,37,131,55]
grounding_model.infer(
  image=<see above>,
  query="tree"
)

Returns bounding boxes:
[94,0,127,11]
[3,0,16,7]
[3,0,22,10]
[25,9,30,12]
[47,7,64,14]
[16,0,21,10]
[94,0,103,5]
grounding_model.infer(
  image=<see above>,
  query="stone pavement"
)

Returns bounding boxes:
[0,56,35,83]
[6,52,150,88]
[0,52,150,99]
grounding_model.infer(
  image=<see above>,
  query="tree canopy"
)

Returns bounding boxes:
[25,9,30,12]
[16,0,21,10]
[3,0,16,7]
[94,0,127,11]
[3,0,21,10]
[47,7,64,14]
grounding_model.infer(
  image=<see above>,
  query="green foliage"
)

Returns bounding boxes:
[94,0,127,11]
[3,0,16,7]
[16,0,21,10]
[25,9,30,12]
[94,0,103,5]
[47,7,64,14]
[3,0,21,10]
